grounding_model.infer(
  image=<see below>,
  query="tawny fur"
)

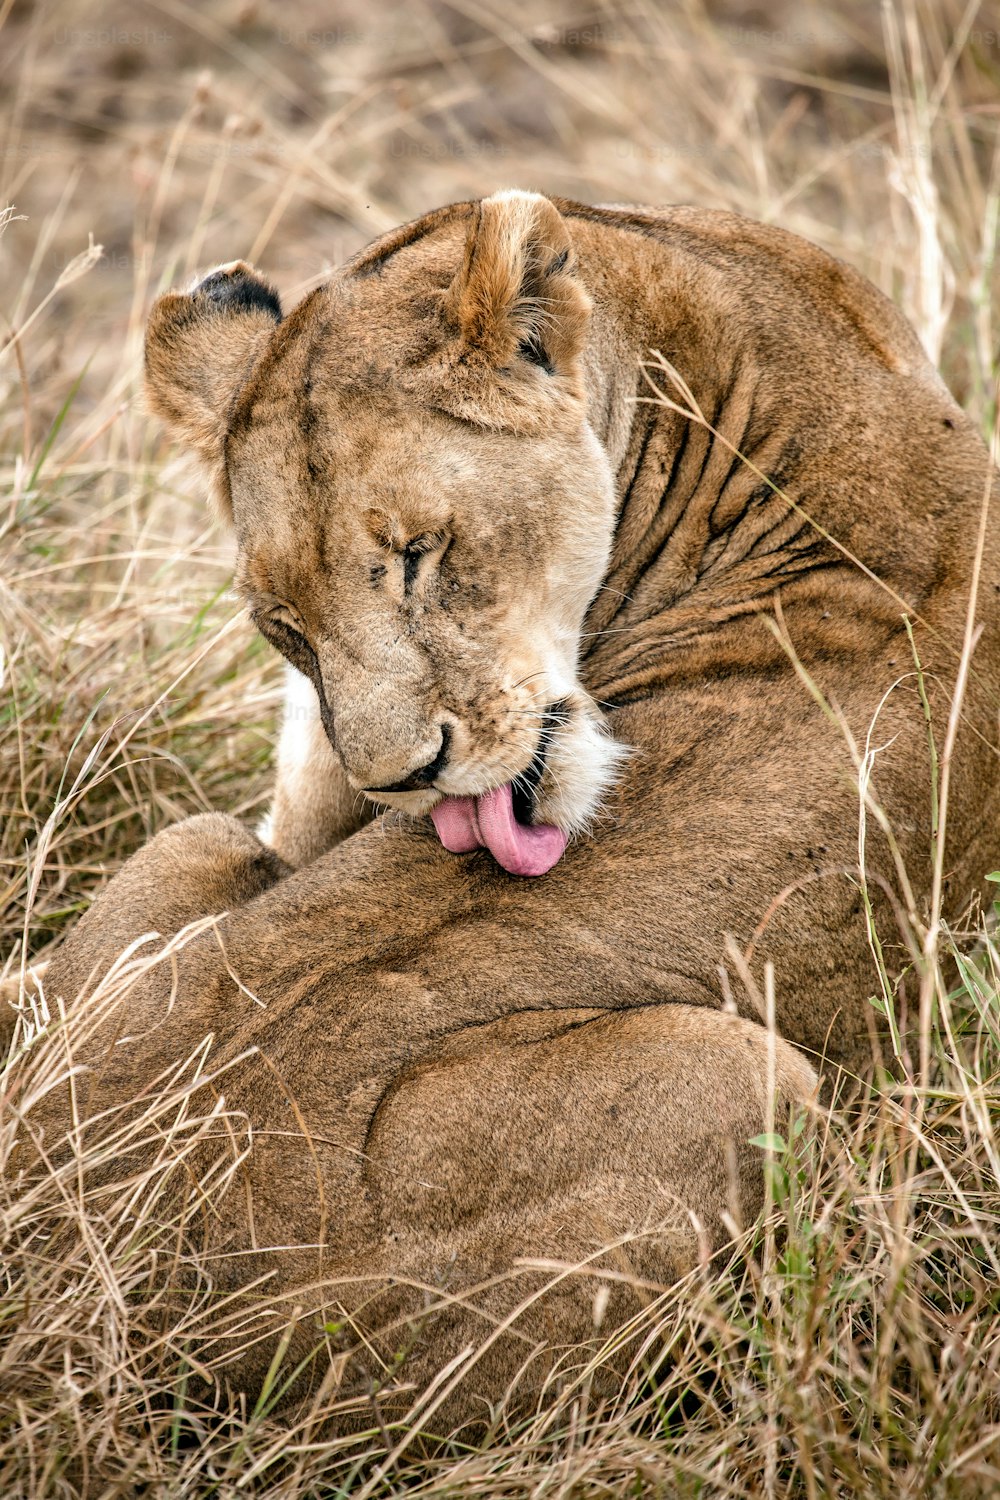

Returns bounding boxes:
[16,190,1000,1432]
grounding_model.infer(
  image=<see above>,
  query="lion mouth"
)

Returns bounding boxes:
[430,704,567,877]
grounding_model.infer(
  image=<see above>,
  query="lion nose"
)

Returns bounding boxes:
[361,724,451,795]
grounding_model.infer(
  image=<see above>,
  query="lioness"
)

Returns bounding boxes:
[17,192,1000,1430]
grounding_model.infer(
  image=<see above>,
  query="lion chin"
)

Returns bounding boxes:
[23,188,1000,1435]
[392,688,632,875]
[257,659,631,876]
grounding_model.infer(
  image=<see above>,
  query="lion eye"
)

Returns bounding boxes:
[270,604,308,638]
[401,533,439,559]
[399,532,449,591]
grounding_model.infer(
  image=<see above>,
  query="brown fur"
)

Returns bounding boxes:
[19,192,1000,1431]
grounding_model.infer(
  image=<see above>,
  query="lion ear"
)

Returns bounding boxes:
[144,261,282,518]
[446,190,590,383]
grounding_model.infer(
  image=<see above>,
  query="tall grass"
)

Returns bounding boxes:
[2,0,1000,1493]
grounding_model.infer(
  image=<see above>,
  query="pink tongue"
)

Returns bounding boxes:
[431,784,567,877]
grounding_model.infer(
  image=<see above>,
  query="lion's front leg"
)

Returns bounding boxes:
[7,812,291,1137]
[9,816,292,1263]
[260,664,375,867]
[43,812,289,1013]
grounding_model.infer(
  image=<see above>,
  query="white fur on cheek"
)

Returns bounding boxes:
[523,634,632,838]
[538,692,633,837]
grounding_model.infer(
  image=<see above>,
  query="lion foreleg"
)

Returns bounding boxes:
[42,813,288,1015]
[261,664,375,867]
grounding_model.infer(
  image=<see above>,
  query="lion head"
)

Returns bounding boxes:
[144,191,629,874]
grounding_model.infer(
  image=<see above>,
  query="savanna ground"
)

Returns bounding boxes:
[2,0,1000,1494]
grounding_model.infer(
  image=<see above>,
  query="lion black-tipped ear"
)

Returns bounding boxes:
[446,190,590,385]
[144,260,282,518]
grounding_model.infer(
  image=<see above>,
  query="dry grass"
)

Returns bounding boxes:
[2,0,1000,1493]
